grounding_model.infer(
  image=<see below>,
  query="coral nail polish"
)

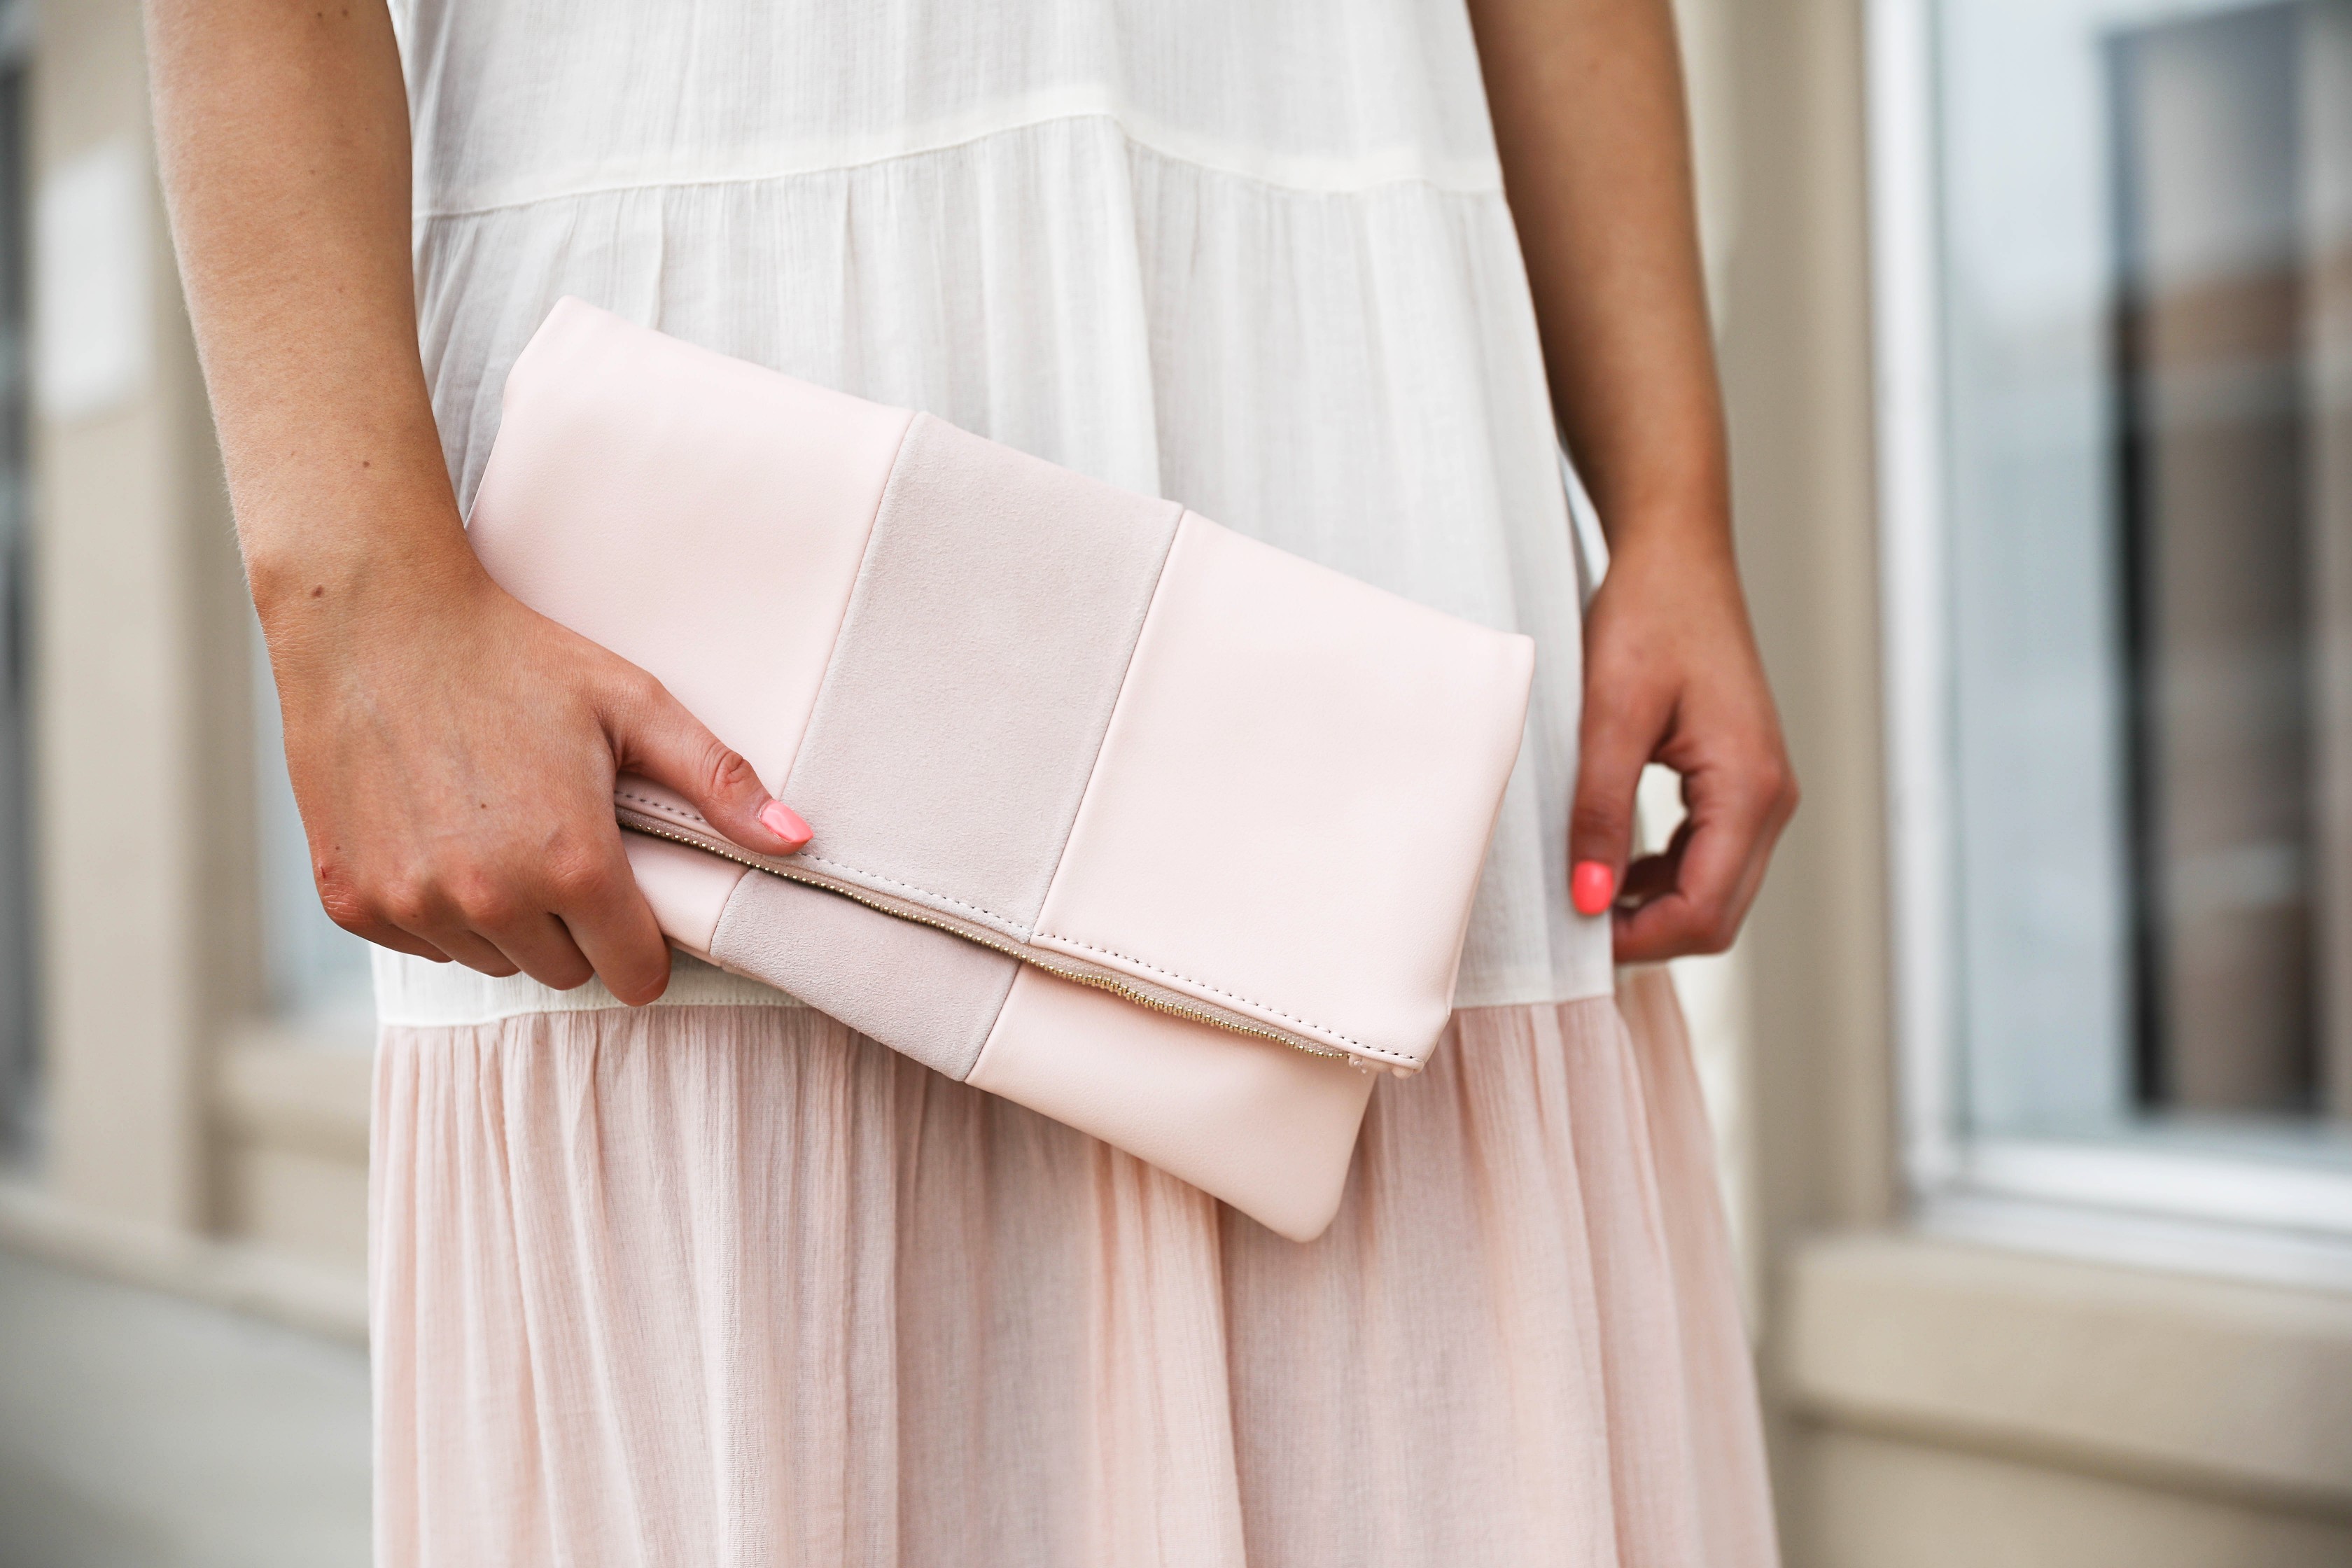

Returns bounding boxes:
[760,801,812,850]
[1570,860,1616,916]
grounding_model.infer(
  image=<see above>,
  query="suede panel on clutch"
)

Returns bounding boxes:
[779,416,1182,937]
[706,870,1021,1081]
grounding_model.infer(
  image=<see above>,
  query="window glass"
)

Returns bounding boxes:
[1938,0,2352,1163]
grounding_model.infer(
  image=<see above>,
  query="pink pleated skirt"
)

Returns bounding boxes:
[368,969,1778,1567]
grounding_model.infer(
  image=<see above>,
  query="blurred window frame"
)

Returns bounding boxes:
[1868,0,2352,1288]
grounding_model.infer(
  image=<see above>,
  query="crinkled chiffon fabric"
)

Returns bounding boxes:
[370,972,1774,1567]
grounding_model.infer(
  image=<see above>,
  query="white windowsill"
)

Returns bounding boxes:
[1782,1229,2352,1514]
[1947,1138,2352,1248]
[1919,1189,2352,1297]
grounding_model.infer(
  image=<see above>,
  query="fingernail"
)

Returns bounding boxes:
[1571,860,1616,916]
[759,801,811,850]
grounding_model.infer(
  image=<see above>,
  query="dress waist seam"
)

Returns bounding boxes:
[412,91,1507,221]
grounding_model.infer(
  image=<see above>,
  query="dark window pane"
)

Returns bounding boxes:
[2111,5,2317,1115]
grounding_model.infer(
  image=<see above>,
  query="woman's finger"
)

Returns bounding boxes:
[547,841,676,1007]
[466,907,598,991]
[1616,817,1695,911]
[1567,680,1669,917]
[608,672,812,857]
[402,920,525,978]
[1611,766,1784,961]
[321,913,454,965]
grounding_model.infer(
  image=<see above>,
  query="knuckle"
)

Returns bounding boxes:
[312,859,373,932]
[1714,762,1790,834]
[1570,799,1632,845]
[375,874,439,933]
[316,885,377,938]
[620,668,669,715]
[447,868,520,928]
[546,850,617,904]
[697,738,759,802]
[1693,909,1740,955]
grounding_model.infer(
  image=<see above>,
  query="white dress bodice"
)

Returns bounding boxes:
[375,0,1611,1023]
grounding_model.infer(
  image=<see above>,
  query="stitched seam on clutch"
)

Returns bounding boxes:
[1029,932,1393,1060]
[615,788,1396,1058]
[1019,497,1186,931]
[773,408,928,804]
[794,853,1032,935]
[615,792,1031,932]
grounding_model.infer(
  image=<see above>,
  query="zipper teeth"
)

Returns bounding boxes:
[620,816,1360,1065]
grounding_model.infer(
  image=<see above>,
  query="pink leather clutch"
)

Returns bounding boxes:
[467,299,1534,1241]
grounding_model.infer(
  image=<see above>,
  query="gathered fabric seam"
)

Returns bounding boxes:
[413,100,1507,220]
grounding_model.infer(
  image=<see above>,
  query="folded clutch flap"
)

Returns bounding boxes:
[618,826,1383,1243]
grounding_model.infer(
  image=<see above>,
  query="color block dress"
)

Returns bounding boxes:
[368,2,1779,1563]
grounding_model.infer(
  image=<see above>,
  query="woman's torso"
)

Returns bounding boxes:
[374,0,1610,1026]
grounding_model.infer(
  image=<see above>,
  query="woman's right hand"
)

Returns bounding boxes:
[151,1,807,1006]
[262,551,812,1007]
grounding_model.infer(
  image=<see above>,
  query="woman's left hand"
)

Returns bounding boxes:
[1566,524,1798,962]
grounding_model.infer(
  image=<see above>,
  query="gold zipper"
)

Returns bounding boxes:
[617,810,1372,1068]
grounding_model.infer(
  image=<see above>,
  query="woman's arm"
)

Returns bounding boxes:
[146,0,809,1002]
[1469,0,1797,959]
